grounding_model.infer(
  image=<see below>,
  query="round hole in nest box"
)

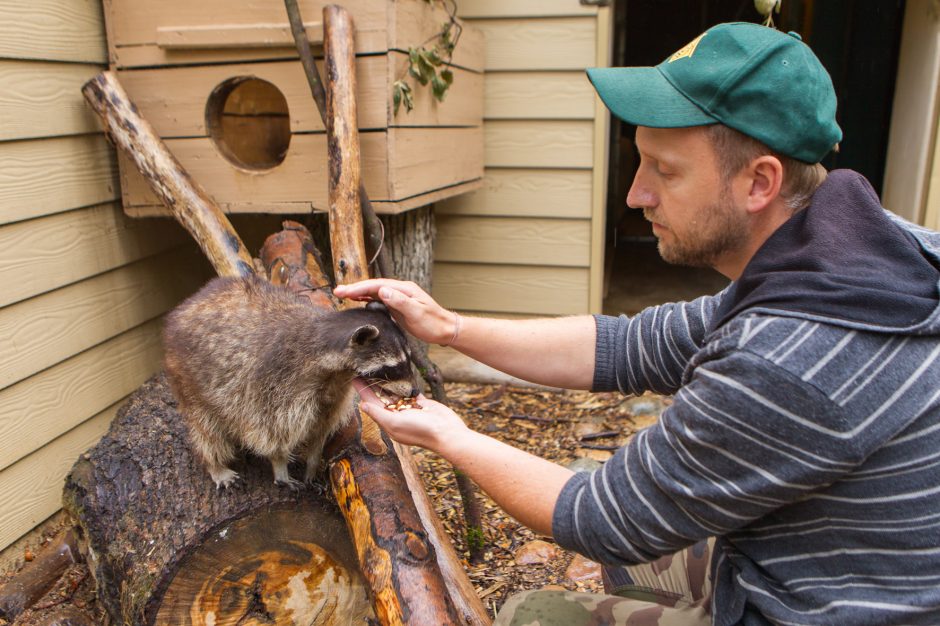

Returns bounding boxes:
[206,76,291,171]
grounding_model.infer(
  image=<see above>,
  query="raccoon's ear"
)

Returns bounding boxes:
[365,301,389,314]
[350,324,380,346]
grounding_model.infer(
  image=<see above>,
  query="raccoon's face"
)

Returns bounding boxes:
[344,302,417,399]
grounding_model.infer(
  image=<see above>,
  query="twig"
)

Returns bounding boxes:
[579,430,621,441]
[578,442,620,451]
[508,414,569,424]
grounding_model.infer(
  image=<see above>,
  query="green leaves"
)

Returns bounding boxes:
[393,3,462,116]
[392,80,414,114]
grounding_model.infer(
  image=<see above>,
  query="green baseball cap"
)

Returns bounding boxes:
[586,22,842,163]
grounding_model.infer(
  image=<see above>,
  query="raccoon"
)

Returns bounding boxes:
[162,275,416,488]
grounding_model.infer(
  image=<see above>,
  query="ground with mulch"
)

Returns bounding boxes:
[0,383,667,625]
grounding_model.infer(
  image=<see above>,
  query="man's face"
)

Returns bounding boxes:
[627,126,749,269]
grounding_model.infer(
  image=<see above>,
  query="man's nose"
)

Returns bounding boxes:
[626,176,655,210]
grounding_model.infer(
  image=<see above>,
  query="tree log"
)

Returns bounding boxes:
[0,530,81,621]
[62,375,374,625]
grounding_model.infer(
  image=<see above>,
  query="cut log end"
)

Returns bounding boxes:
[155,509,374,625]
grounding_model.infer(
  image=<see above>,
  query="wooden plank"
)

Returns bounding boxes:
[0,135,119,226]
[882,0,940,223]
[120,132,388,211]
[437,168,593,218]
[127,179,484,217]
[0,61,103,142]
[0,402,118,553]
[121,128,482,212]
[484,71,595,120]
[156,22,323,49]
[459,0,598,18]
[484,120,593,168]
[434,216,591,267]
[391,2,485,73]
[471,17,596,71]
[0,247,209,391]
[0,0,106,63]
[589,5,613,314]
[107,0,388,68]
[370,179,482,214]
[925,122,940,231]
[117,59,381,135]
[388,127,483,199]
[0,202,187,308]
[432,262,589,315]
[116,54,481,138]
[0,320,163,472]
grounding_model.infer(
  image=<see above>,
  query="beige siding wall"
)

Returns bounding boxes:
[435,1,610,316]
[0,0,210,553]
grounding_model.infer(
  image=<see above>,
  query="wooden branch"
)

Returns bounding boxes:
[284,0,390,277]
[0,529,81,621]
[258,219,337,310]
[324,5,368,288]
[81,72,253,278]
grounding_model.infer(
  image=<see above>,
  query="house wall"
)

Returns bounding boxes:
[434,0,611,317]
[0,0,211,555]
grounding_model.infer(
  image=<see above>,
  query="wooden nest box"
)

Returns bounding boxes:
[104,0,484,217]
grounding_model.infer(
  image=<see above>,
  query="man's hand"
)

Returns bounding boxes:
[354,379,468,451]
[354,378,572,537]
[334,279,458,346]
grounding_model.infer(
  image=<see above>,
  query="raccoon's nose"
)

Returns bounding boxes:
[410,386,420,398]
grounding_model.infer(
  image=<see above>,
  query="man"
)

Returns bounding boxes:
[335,22,940,625]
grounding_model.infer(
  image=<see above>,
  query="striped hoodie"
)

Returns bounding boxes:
[552,170,940,625]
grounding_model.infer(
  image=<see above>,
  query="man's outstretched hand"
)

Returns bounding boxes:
[354,378,468,451]
[334,279,459,347]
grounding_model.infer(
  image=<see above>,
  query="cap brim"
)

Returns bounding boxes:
[586,66,715,128]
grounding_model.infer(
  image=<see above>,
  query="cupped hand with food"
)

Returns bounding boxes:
[354,378,466,450]
[353,378,573,537]
[334,279,459,347]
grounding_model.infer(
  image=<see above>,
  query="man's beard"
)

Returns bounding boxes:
[645,188,748,269]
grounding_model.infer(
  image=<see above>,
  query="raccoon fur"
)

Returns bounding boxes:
[162,275,416,488]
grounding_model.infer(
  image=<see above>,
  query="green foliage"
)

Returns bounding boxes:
[465,525,485,553]
[393,1,462,115]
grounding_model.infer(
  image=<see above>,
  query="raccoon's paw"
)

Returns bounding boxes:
[210,467,240,489]
[275,475,305,491]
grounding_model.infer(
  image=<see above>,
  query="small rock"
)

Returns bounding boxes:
[565,554,602,582]
[567,457,602,473]
[629,399,659,415]
[514,539,558,565]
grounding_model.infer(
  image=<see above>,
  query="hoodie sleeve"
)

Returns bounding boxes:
[593,290,728,395]
[555,333,860,565]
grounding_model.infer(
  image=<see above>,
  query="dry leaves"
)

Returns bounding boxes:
[413,382,666,616]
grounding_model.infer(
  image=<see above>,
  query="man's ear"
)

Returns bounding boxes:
[745,155,784,214]
[350,325,380,346]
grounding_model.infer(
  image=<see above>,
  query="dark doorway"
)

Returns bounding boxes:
[602,0,906,316]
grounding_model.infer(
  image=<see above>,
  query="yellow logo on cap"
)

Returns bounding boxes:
[668,33,706,63]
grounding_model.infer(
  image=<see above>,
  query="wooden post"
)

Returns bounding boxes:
[321,7,490,623]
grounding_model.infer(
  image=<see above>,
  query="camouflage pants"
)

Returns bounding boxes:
[494,539,714,626]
